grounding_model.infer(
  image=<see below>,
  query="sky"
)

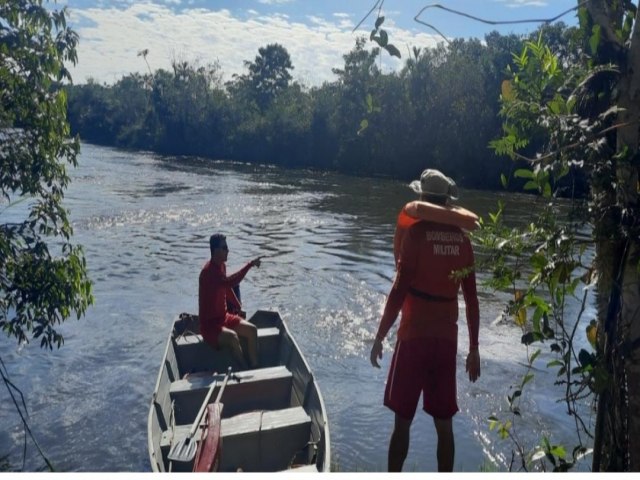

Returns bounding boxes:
[56,0,580,86]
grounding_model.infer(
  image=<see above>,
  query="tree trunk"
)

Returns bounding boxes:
[589,0,640,471]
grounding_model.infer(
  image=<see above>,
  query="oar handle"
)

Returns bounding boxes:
[214,366,232,404]
[188,367,232,438]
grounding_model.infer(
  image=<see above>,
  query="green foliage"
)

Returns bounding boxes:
[0,0,93,349]
[478,25,628,471]
[369,15,401,58]
[475,194,595,471]
[66,30,571,191]
[239,43,294,111]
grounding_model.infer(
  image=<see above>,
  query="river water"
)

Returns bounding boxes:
[0,143,595,472]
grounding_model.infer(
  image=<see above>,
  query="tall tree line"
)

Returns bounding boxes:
[65,26,582,193]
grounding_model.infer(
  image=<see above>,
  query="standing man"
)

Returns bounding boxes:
[199,233,262,369]
[370,169,481,472]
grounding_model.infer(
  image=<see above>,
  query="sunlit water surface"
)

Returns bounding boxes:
[0,144,595,472]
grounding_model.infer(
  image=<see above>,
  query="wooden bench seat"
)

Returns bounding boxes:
[161,406,312,472]
[174,327,281,374]
[170,366,293,423]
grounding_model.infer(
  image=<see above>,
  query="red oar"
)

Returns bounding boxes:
[168,367,231,464]
[192,367,232,472]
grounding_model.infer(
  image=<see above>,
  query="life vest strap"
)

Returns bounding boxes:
[408,287,456,303]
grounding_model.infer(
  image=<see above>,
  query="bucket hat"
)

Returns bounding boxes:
[408,169,458,200]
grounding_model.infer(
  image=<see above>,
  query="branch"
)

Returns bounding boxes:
[0,356,55,471]
[511,119,639,164]
[353,0,385,32]
[413,2,587,44]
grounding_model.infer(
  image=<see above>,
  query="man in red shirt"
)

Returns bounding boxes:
[370,169,481,472]
[199,234,262,369]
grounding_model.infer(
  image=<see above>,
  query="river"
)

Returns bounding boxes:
[0,143,595,472]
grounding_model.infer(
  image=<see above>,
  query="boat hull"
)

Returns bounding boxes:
[147,310,330,472]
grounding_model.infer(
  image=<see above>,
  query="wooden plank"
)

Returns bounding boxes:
[174,328,281,375]
[220,407,312,472]
[160,407,312,472]
[169,366,293,423]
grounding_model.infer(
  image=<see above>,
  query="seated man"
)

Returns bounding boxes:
[199,233,262,369]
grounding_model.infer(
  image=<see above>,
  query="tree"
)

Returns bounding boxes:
[331,37,381,173]
[1,0,93,350]
[359,0,639,471]
[579,2,640,470]
[487,2,640,472]
[240,43,294,111]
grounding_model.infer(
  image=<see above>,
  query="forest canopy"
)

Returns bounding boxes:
[66,24,584,194]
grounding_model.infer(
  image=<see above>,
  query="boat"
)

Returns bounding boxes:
[147,310,331,472]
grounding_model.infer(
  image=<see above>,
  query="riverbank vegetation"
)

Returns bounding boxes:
[1,0,94,471]
[365,2,639,472]
[65,24,584,194]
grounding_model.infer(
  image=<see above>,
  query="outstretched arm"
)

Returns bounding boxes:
[222,257,262,288]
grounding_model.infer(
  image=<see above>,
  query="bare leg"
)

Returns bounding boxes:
[232,320,258,368]
[217,327,248,369]
[433,417,454,472]
[389,414,412,472]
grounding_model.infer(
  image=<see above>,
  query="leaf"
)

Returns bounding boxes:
[375,15,385,29]
[578,349,594,368]
[531,449,546,462]
[529,348,541,364]
[590,24,601,56]
[586,321,597,348]
[577,7,589,30]
[521,331,543,345]
[550,445,567,459]
[366,93,373,112]
[500,173,508,189]
[515,306,527,327]
[501,80,514,100]
[514,168,534,179]
[378,29,389,47]
[357,119,369,136]
[385,44,401,58]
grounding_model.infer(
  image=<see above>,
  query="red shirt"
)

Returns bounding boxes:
[198,260,251,343]
[377,211,479,346]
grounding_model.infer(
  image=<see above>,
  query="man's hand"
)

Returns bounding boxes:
[466,349,481,382]
[370,338,383,368]
[251,257,262,268]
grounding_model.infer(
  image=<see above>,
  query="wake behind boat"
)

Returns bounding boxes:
[147,310,330,472]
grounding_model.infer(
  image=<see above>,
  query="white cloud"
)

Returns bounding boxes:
[66,3,439,86]
[257,0,295,5]
[494,0,549,7]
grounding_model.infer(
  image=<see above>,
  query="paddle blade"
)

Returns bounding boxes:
[193,403,223,472]
[167,436,197,463]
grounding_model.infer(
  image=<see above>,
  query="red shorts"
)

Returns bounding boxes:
[384,337,458,420]
[202,313,243,348]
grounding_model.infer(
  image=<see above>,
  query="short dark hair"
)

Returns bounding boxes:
[420,193,448,206]
[209,234,226,256]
